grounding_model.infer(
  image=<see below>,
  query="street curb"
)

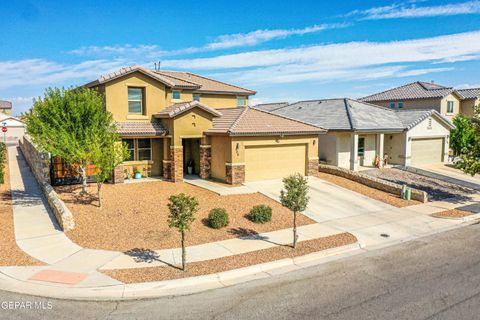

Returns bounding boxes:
[431,212,480,222]
[0,241,363,301]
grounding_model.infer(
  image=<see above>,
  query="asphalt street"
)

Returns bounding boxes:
[1,222,480,320]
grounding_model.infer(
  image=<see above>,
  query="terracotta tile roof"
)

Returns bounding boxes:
[207,107,325,136]
[85,66,255,95]
[457,88,480,100]
[155,71,256,95]
[0,100,12,109]
[155,101,222,118]
[361,81,454,102]
[115,121,167,137]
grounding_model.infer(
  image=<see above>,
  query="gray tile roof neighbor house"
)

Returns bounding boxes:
[254,102,289,112]
[456,88,480,100]
[0,101,12,109]
[361,81,455,102]
[267,98,454,132]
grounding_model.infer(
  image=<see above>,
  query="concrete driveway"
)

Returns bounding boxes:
[245,176,395,223]
[415,163,480,191]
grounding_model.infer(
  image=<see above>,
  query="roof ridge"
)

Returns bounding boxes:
[343,99,356,130]
[154,71,201,87]
[184,72,256,94]
[361,82,419,100]
[250,106,326,130]
[346,98,397,113]
[417,81,452,90]
[228,107,250,133]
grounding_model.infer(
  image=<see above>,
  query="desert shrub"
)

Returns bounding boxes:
[208,208,229,229]
[248,205,272,224]
[0,143,6,184]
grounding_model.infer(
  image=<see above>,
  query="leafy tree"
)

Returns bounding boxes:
[25,87,113,194]
[280,173,309,248]
[458,104,480,176]
[91,133,129,207]
[167,194,198,271]
[450,114,476,156]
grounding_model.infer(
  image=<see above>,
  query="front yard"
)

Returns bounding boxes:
[56,182,316,252]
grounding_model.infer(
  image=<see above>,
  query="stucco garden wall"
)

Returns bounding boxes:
[19,136,75,231]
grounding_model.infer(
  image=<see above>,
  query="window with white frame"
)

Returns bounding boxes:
[172,90,181,100]
[237,96,247,106]
[447,101,454,114]
[128,87,144,114]
[193,94,201,102]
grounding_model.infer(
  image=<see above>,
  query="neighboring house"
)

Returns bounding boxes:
[456,88,480,118]
[83,66,324,184]
[0,113,25,145]
[253,102,289,112]
[0,100,12,116]
[258,99,454,170]
[360,81,470,120]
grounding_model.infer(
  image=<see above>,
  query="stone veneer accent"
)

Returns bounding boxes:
[19,136,75,231]
[112,165,124,184]
[308,158,319,176]
[170,146,183,182]
[163,160,172,180]
[199,145,212,179]
[318,164,428,203]
[225,163,245,185]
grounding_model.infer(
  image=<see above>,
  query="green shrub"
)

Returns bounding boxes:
[0,143,6,184]
[208,208,229,229]
[248,205,272,224]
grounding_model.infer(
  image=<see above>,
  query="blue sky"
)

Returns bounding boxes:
[1,0,480,115]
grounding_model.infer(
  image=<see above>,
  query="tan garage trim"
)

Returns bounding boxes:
[244,144,307,182]
[411,138,444,166]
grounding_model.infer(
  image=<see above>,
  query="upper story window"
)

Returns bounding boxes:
[237,96,247,106]
[390,102,396,109]
[128,87,144,114]
[172,90,181,100]
[447,101,454,114]
[193,94,201,102]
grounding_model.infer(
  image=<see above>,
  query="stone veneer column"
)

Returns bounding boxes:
[307,158,319,176]
[162,160,172,180]
[225,163,245,185]
[170,146,184,182]
[199,145,212,179]
[112,165,124,184]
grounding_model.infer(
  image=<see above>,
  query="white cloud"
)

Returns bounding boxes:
[354,1,480,20]
[205,24,348,50]
[160,31,480,85]
[69,44,166,59]
[0,58,128,90]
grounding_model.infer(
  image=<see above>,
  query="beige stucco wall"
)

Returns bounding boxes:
[460,99,478,118]
[384,133,407,165]
[358,134,376,167]
[168,108,215,146]
[318,133,337,165]
[336,133,352,169]
[210,135,231,181]
[439,93,461,121]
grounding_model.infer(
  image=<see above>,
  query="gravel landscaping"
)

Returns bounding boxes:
[0,155,43,266]
[56,182,315,252]
[103,232,357,283]
[316,172,419,207]
[432,209,475,218]
[363,168,477,201]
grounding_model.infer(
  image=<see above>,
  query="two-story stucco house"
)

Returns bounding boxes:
[83,66,324,184]
[0,100,13,116]
[360,81,479,120]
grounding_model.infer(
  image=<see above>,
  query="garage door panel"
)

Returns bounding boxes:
[411,138,443,166]
[245,144,307,182]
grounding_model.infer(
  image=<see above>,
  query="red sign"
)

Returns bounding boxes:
[2,127,7,133]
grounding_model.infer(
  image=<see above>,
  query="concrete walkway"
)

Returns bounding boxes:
[184,175,254,195]
[3,146,480,299]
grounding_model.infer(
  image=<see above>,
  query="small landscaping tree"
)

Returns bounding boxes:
[450,114,476,156]
[26,87,112,194]
[167,193,199,271]
[280,173,309,248]
[91,131,129,207]
[0,142,6,184]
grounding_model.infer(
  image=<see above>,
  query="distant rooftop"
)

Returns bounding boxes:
[361,81,455,102]
[0,101,12,109]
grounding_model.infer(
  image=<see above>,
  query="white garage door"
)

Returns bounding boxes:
[411,138,444,166]
[244,144,307,182]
